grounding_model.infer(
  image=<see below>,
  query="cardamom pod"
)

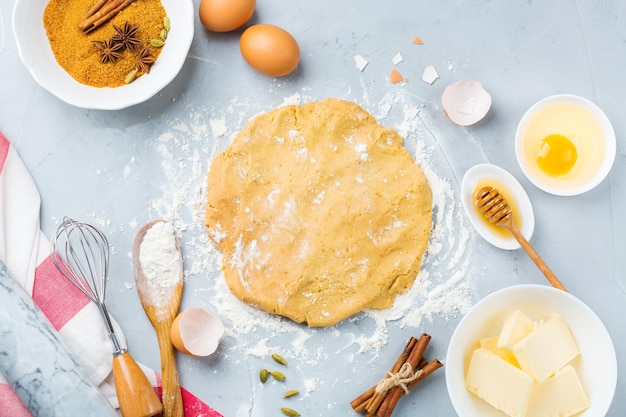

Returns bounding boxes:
[270,370,286,382]
[124,68,138,84]
[163,16,171,31]
[283,389,299,398]
[272,353,287,366]
[259,368,269,383]
[160,28,168,40]
[150,39,164,47]
[281,407,300,417]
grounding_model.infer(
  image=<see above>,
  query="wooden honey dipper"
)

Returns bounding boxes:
[475,186,568,291]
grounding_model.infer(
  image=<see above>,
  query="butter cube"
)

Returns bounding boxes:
[466,348,534,417]
[526,365,589,417]
[480,336,520,367]
[497,309,535,349]
[512,315,579,382]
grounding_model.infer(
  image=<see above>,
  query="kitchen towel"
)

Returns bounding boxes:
[0,132,222,417]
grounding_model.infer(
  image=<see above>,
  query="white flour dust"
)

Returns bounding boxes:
[111,89,475,361]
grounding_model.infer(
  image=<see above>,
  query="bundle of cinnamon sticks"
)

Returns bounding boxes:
[350,333,443,417]
[80,0,136,33]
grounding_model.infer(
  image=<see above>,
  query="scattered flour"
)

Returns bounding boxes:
[104,88,475,365]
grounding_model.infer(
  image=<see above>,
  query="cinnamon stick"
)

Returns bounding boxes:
[366,333,430,414]
[84,0,110,19]
[369,333,429,415]
[80,0,123,30]
[80,0,135,33]
[406,359,443,391]
[350,336,417,413]
[351,333,443,417]
[376,358,444,417]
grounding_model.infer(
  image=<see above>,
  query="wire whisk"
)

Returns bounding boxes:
[51,217,163,417]
[51,217,123,355]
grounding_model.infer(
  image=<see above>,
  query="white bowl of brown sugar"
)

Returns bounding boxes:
[12,0,194,110]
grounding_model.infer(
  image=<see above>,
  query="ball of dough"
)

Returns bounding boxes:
[205,98,432,326]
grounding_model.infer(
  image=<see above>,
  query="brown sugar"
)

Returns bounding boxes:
[43,0,166,88]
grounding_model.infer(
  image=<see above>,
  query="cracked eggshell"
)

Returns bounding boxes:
[170,307,225,357]
[442,81,492,126]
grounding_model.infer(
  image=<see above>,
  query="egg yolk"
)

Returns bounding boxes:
[536,134,577,176]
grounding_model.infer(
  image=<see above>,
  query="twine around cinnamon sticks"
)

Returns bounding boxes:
[80,0,136,33]
[350,333,443,417]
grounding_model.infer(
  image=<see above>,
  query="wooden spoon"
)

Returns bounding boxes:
[132,220,184,417]
[475,186,568,291]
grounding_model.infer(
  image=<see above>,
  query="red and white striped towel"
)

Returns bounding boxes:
[0,132,222,417]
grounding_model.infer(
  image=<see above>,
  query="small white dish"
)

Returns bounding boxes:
[12,0,194,110]
[461,164,534,250]
[515,94,616,196]
[446,284,617,417]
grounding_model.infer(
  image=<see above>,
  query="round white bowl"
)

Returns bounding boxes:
[461,164,534,250]
[515,94,616,196]
[446,285,617,417]
[12,0,194,110]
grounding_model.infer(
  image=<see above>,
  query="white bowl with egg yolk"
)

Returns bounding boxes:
[446,284,616,417]
[515,94,615,196]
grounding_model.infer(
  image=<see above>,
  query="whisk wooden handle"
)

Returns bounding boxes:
[112,352,163,417]
[156,321,184,417]
[506,222,568,292]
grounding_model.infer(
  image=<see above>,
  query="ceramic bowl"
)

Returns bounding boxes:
[461,164,534,250]
[515,94,615,196]
[12,0,193,110]
[446,285,617,417]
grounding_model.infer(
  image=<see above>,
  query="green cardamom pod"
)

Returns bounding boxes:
[283,389,299,398]
[160,28,168,40]
[163,16,171,31]
[124,68,138,84]
[150,39,164,47]
[281,407,300,417]
[259,368,269,383]
[272,353,287,366]
[270,370,286,382]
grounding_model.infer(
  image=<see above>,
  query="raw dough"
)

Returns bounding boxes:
[205,98,432,326]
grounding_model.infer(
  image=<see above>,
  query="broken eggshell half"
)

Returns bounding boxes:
[442,81,492,126]
[170,307,225,357]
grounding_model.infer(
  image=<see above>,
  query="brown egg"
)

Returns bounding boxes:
[240,24,300,77]
[170,307,225,357]
[199,0,255,32]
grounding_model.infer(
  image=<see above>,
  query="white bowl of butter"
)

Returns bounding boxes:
[446,285,616,417]
[515,94,615,196]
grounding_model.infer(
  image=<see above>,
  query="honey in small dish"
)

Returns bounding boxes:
[473,177,522,239]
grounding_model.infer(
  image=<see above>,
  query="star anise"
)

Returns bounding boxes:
[93,38,123,64]
[136,46,156,74]
[112,21,142,52]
